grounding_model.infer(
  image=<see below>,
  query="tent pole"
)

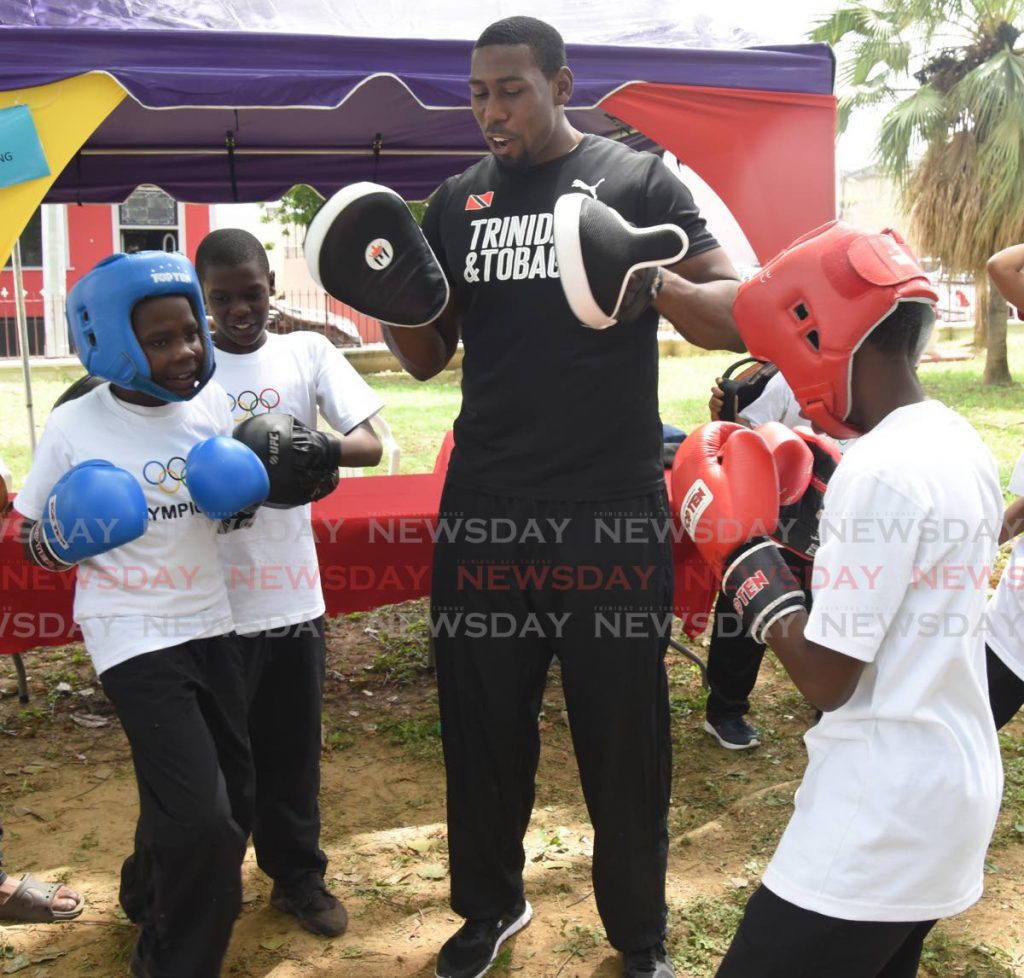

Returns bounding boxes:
[12,238,37,455]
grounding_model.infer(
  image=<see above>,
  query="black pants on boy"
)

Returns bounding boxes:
[0,818,5,886]
[240,616,328,887]
[101,634,253,978]
[715,885,936,978]
[706,552,812,724]
[432,484,674,953]
[986,642,1024,730]
[706,588,768,724]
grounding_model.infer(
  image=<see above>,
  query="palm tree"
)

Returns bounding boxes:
[813,0,1024,384]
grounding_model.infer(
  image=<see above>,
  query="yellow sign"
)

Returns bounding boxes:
[0,73,126,266]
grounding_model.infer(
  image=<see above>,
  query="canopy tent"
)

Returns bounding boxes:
[0,22,836,269]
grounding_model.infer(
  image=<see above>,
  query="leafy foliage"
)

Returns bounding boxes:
[261,185,428,232]
[815,0,1024,382]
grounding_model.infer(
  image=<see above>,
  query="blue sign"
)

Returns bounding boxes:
[0,105,50,189]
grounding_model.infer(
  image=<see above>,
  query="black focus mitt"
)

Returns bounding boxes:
[718,358,779,423]
[53,374,105,409]
[552,193,688,329]
[233,414,342,508]
[304,182,449,328]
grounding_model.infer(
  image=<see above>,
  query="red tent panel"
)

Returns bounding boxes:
[603,82,837,262]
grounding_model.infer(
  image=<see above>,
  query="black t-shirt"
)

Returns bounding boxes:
[422,133,720,500]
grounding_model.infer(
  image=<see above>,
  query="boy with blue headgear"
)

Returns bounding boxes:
[14,251,269,978]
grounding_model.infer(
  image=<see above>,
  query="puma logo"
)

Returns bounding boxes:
[571,177,606,199]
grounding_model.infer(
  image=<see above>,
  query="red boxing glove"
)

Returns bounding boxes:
[672,423,779,571]
[672,422,806,643]
[773,427,843,560]
[752,422,813,506]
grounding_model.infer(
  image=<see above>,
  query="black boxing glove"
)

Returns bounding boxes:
[718,358,779,423]
[233,413,342,508]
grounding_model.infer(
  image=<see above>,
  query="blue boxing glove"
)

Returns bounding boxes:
[185,436,270,520]
[27,460,148,572]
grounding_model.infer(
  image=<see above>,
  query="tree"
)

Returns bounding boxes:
[261,185,325,231]
[813,0,1024,384]
[261,186,428,232]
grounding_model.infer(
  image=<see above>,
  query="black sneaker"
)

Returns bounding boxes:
[270,879,348,937]
[624,942,676,977]
[703,716,761,750]
[435,900,533,978]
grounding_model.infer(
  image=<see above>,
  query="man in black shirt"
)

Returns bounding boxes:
[384,16,744,978]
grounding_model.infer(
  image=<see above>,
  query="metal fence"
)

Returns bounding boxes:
[271,290,383,346]
[0,287,383,360]
[0,289,63,358]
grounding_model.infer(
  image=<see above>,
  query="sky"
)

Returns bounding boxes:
[695,0,881,173]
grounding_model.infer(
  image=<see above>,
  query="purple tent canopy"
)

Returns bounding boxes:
[0,26,834,205]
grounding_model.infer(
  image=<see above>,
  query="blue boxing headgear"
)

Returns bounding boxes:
[67,251,215,402]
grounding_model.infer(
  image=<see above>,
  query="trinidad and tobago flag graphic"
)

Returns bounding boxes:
[465,192,494,211]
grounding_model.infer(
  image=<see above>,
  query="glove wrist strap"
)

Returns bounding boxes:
[27,521,75,573]
[322,431,343,470]
[721,537,806,645]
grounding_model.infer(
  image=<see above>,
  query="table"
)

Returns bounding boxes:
[1,470,715,695]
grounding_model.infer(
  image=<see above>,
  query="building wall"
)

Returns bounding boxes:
[2,200,213,358]
[183,204,211,263]
[838,166,917,250]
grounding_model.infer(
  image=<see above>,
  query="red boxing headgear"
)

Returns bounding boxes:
[733,221,938,440]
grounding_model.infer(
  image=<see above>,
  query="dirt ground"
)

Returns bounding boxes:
[2,599,1024,978]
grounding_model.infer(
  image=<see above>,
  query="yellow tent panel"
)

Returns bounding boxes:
[0,73,126,265]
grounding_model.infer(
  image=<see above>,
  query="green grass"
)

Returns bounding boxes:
[375,712,443,760]
[2,325,1022,488]
[668,891,748,977]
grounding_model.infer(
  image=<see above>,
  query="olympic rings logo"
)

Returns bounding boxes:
[229,387,281,422]
[143,456,187,495]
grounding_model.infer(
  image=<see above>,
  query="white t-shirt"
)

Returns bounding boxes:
[212,331,384,633]
[742,372,856,452]
[763,400,1004,922]
[739,371,806,429]
[985,450,1024,677]
[14,382,235,675]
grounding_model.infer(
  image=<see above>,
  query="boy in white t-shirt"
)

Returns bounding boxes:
[15,251,269,978]
[985,450,1024,725]
[674,222,1003,978]
[983,244,1024,725]
[195,229,383,937]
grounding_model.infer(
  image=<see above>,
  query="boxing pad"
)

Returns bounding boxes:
[185,437,270,520]
[233,413,342,507]
[304,183,450,328]
[672,423,806,643]
[717,358,779,423]
[27,461,148,572]
[553,193,688,329]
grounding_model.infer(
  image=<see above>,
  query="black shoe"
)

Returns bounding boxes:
[435,900,533,978]
[624,943,676,977]
[270,879,348,937]
[704,716,761,750]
